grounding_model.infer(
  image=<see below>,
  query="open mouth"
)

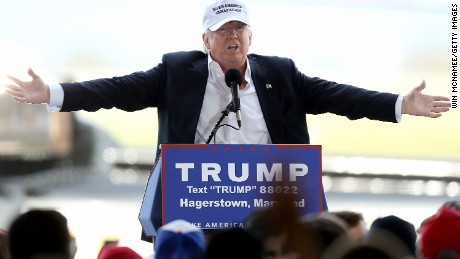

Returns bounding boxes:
[228,44,239,51]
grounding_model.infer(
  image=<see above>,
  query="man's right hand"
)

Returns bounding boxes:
[4,68,50,104]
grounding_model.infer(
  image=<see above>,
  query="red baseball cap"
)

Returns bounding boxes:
[98,244,142,259]
[419,205,460,259]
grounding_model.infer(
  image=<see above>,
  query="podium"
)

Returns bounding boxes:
[139,144,325,238]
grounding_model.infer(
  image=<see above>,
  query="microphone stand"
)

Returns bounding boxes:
[206,102,234,144]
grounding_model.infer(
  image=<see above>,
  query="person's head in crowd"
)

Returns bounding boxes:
[322,226,415,259]
[154,219,206,259]
[442,200,460,211]
[418,204,460,259]
[7,209,75,259]
[0,229,11,259]
[369,215,417,256]
[245,189,322,259]
[98,244,142,259]
[203,227,262,259]
[330,211,368,242]
[244,206,289,258]
[301,212,348,256]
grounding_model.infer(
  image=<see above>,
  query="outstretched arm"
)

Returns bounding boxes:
[4,68,50,104]
[402,80,451,118]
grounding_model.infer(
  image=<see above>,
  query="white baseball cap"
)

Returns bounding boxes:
[202,0,250,32]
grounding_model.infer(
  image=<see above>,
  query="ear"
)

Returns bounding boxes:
[248,31,252,46]
[202,33,210,49]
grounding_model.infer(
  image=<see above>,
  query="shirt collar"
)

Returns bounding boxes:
[207,54,252,90]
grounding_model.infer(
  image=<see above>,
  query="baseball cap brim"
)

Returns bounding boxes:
[208,17,250,31]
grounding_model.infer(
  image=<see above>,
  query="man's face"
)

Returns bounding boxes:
[203,21,252,71]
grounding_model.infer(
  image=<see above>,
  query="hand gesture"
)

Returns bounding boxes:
[4,68,50,104]
[402,80,451,118]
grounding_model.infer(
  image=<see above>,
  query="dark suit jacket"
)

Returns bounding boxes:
[61,51,398,146]
[60,51,398,239]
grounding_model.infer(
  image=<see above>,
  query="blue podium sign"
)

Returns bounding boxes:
[160,144,323,229]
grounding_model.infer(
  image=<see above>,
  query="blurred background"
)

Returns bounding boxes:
[0,0,458,258]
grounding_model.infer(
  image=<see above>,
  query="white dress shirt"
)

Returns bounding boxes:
[194,55,272,144]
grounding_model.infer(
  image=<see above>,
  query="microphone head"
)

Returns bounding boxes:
[225,68,243,87]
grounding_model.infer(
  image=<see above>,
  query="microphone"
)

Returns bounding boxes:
[225,68,243,128]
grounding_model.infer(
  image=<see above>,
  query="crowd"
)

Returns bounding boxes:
[1,200,459,259]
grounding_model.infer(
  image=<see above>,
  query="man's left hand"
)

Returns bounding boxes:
[402,80,451,118]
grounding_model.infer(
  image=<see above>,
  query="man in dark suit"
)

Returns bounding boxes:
[3,0,450,241]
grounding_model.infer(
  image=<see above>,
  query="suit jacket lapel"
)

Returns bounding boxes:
[249,55,285,144]
[182,57,208,143]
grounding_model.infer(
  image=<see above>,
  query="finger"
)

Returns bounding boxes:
[425,108,449,119]
[12,96,27,103]
[433,101,452,108]
[4,88,23,98]
[431,106,450,112]
[5,75,23,86]
[434,107,450,113]
[414,80,426,92]
[429,113,442,118]
[431,96,451,101]
[4,83,21,92]
[423,110,443,118]
[28,67,39,80]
